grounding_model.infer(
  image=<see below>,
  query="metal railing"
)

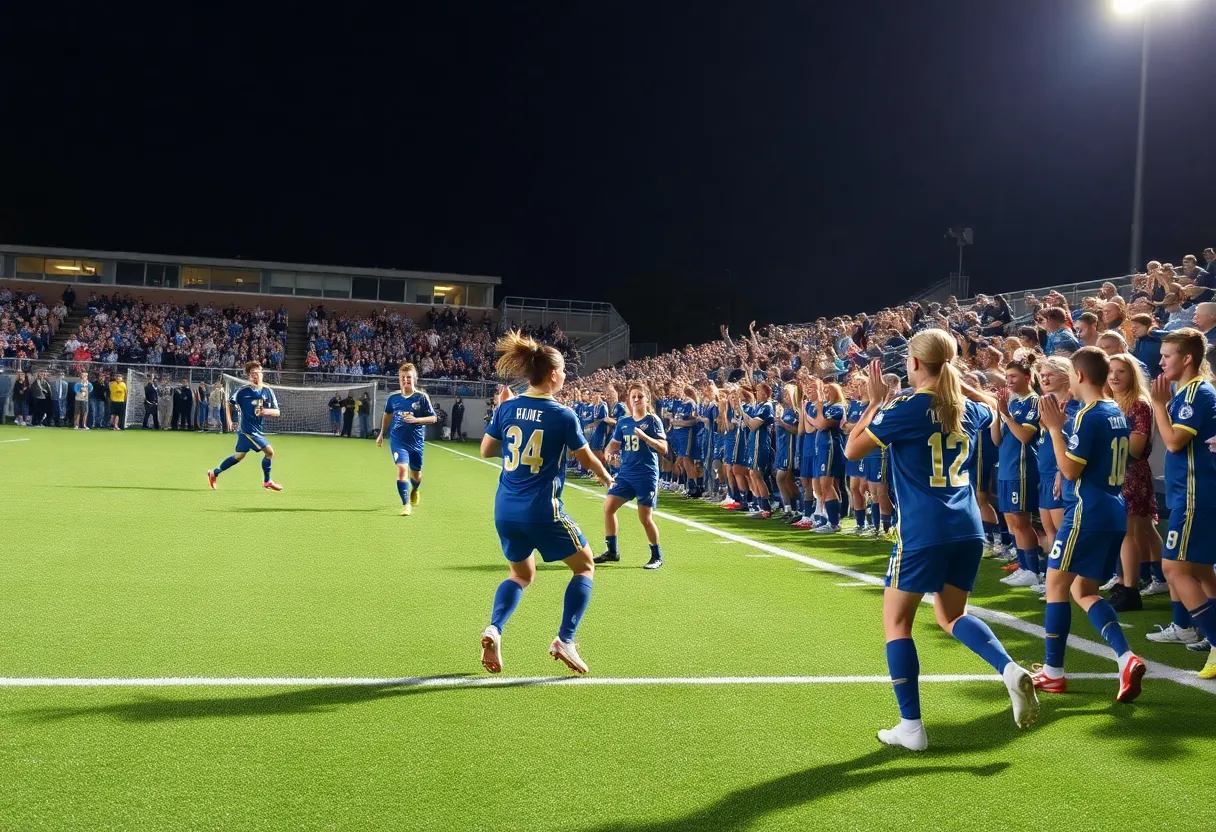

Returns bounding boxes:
[955,274,1142,322]
[574,324,630,374]
[498,296,626,337]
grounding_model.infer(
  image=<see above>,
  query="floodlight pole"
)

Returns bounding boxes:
[1129,13,1150,274]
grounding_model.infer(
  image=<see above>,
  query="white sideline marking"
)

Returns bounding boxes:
[836,582,872,587]
[428,443,1216,697]
[744,554,774,559]
[0,673,1122,689]
[0,438,31,444]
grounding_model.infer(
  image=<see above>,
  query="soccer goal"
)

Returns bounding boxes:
[219,374,379,436]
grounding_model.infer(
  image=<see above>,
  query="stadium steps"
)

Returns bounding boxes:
[282,318,310,371]
[47,310,89,358]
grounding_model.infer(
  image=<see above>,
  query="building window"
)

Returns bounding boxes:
[352,277,378,300]
[294,274,323,297]
[146,264,179,288]
[434,283,465,306]
[322,275,351,299]
[45,258,103,279]
[379,279,405,303]
[182,266,210,288]
[116,262,146,286]
[15,256,45,278]
[210,267,260,292]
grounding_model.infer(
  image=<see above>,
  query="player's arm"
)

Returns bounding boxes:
[260,391,280,418]
[573,445,613,487]
[846,360,891,461]
[376,409,393,446]
[634,427,668,456]
[1039,395,1084,481]
[998,395,1037,444]
[1151,374,1195,452]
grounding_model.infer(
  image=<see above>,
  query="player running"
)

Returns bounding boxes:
[595,383,668,569]
[207,361,283,491]
[845,334,1038,752]
[1033,347,1146,700]
[479,331,614,676]
[376,363,438,516]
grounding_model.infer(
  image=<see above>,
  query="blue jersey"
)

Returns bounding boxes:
[816,401,845,456]
[611,413,666,482]
[845,399,867,427]
[867,392,994,551]
[610,401,627,426]
[588,402,610,447]
[1037,398,1082,480]
[486,394,587,523]
[1061,399,1130,531]
[384,390,435,450]
[776,405,799,457]
[1164,377,1216,511]
[230,385,279,435]
[997,394,1040,483]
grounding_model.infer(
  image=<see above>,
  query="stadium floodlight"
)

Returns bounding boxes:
[1113,0,1195,14]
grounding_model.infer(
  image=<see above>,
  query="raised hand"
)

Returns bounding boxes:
[1039,392,1066,432]
[1150,373,1173,407]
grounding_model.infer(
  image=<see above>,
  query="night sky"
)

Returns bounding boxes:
[2,1,1213,348]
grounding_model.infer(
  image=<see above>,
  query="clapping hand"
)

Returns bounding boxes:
[1039,392,1066,432]
[996,387,1011,416]
[865,359,886,403]
[1151,374,1172,407]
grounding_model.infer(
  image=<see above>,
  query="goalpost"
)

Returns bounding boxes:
[220,374,379,436]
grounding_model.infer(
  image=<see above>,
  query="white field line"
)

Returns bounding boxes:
[0,438,31,444]
[428,442,1216,697]
[0,673,1122,689]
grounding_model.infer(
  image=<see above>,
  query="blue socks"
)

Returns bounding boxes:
[649,544,661,560]
[826,499,840,527]
[558,575,593,642]
[1087,600,1130,658]
[1044,601,1071,669]
[1139,562,1152,582]
[605,535,618,555]
[1173,600,1194,629]
[854,509,867,527]
[881,513,892,532]
[886,638,921,720]
[1027,547,1043,576]
[1015,548,1029,572]
[951,614,1013,673]
[215,456,239,476]
[410,477,421,495]
[261,457,272,483]
[396,479,409,505]
[1150,561,1165,583]
[489,579,524,632]
[1189,600,1216,645]
[869,503,881,528]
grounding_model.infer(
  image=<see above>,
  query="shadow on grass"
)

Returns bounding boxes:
[55,484,203,493]
[440,563,571,573]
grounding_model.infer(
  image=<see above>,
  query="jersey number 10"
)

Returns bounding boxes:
[927,432,971,488]
[503,426,545,474]
[1107,437,1129,487]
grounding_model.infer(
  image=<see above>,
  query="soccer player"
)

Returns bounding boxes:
[479,331,614,676]
[992,358,1043,589]
[376,363,438,516]
[1032,347,1147,700]
[845,336,1038,752]
[745,382,775,517]
[595,383,668,569]
[774,383,802,521]
[206,361,283,491]
[1149,329,1216,678]
[862,374,900,538]
[842,377,871,534]
[586,391,610,469]
[808,377,846,533]
[1030,357,1074,595]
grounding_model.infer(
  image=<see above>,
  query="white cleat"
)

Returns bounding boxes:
[1145,623,1201,644]
[813,525,840,535]
[1141,579,1171,597]
[877,720,928,752]
[1003,663,1040,729]
[1002,569,1039,587]
[1030,582,1047,596]
[1099,575,1120,592]
[480,626,503,674]
[549,638,589,674]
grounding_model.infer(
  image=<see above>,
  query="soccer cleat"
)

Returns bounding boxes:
[480,626,503,674]
[847,525,867,536]
[593,551,620,564]
[1000,563,1020,573]
[1141,579,1170,597]
[263,480,284,492]
[1002,569,1038,587]
[1030,582,1047,596]
[1186,638,1211,652]
[549,638,589,674]
[746,509,770,518]
[206,470,218,490]
[877,721,928,752]
[1146,624,1201,644]
[1110,586,1142,613]
[644,555,663,570]
[813,525,840,535]
[1200,649,1216,679]
[1003,663,1041,728]
[410,489,420,506]
[792,519,814,530]
[1030,665,1067,694]
[401,504,412,516]
[1116,655,1146,703]
[1099,575,1120,592]
[720,501,740,510]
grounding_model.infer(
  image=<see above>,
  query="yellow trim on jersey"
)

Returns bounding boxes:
[1183,376,1203,403]
[1172,423,1198,436]
[865,427,887,450]
[522,392,555,400]
[1064,452,1087,465]
[558,512,583,551]
[1061,478,1084,572]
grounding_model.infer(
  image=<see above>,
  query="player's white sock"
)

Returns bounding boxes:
[1116,651,1133,675]
[1040,664,1065,679]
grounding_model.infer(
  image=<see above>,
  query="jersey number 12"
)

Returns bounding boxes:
[504,426,545,474]
[927,432,971,487]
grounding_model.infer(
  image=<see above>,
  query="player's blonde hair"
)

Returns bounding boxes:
[398,362,418,379]
[495,330,564,386]
[908,329,964,435]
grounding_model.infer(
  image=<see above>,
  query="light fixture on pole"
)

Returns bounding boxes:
[945,226,973,298]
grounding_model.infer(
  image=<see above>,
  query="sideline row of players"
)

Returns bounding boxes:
[477,327,1216,751]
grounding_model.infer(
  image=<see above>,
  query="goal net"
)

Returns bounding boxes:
[220,374,379,436]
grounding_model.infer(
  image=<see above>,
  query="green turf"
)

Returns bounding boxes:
[1,427,1211,831]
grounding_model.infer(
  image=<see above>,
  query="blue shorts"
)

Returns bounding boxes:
[774,440,795,473]
[1163,508,1216,564]
[329,410,341,425]
[712,434,726,462]
[998,479,1038,514]
[235,431,270,454]
[691,430,708,464]
[863,451,887,484]
[391,444,424,471]
[1038,478,1063,511]
[671,430,692,460]
[724,433,737,464]
[846,457,866,479]
[589,432,607,452]
[979,463,998,495]
[1048,526,1123,580]
[736,433,752,467]
[608,475,659,508]
[816,442,844,480]
[750,433,771,472]
[887,538,984,594]
[799,438,817,479]
[496,515,587,563]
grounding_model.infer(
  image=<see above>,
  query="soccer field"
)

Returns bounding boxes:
[2,428,1212,831]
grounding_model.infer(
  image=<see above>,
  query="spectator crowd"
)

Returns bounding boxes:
[0,289,67,362]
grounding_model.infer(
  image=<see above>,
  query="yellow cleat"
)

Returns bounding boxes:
[1200,660,1216,680]
[401,504,412,516]
[410,488,420,506]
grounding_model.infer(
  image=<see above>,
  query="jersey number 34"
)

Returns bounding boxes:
[504,426,545,474]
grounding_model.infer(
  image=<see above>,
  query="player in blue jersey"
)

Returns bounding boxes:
[702,382,727,503]
[595,383,668,569]
[842,378,871,535]
[586,391,610,470]
[1033,347,1147,699]
[845,333,1038,751]
[1030,358,1075,591]
[719,387,746,509]
[745,382,776,517]
[793,374,820,529]
[808,378,847,533]
[1150,329,1216,679]
[992,358,1043,589]
[375,363,437,516]
[604,385,627,478]
[966,371,1003,554]
[479,332,614,676]
[207,361,283,491]
[774,383,803,521]
[862,374,901,538]
[668,386,698,496]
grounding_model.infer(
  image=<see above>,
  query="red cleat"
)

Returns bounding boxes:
[1030,665,1067,694]
[263,480,284,492]
[1000,563,1020,572]
[1117,655,1146,703]
[206,470,217,490]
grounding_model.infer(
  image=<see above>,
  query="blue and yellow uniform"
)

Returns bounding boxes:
[724,404,740,465]
[1036,398,1081,510]
[231,385,279,453]
[816,401,846,479]
[608,413,666,508]
[997,394,1040,513]
[750,399,774,471]
[706,400,725,462]
[384,390,435,470]
[844,399,868,479]
[669,398,695,459]
[1162,377,1216,563]
[486,394,588,563]
[799,402,817,479]
[692,401,712,463]
[737,402,755,467]
[774,404,800,473]
[588,401,610,451]
[971,404,999,495]
[1046,400,1130,579]
[867,392,993,593]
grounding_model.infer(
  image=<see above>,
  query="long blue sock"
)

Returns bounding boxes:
[1015,549,1029,572]
[261,457,272,483]
[1172,601,1194,629]
[649,544,661,560]
[1139,562,1152,582]
[214,455,239,476]
[558,575,593,642]
[605,535,617,555]
[489,579,524,632]
[886,638,921,720]
[826,499,840,527]
[870,503,881,528]
[855,509,867,527]
[1189,601,1216,645]
[1027,547,1042,576]
[1150,561,1165,583]
[1044,601,1071,668]
[952,614,1013,673]
[396,479,409,505]
[1087,600,1130,657]
[410,477,421,495]
[881,513,892,532]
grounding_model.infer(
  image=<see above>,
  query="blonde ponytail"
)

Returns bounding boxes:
[909,328,964,435]
[495,330,563,386]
